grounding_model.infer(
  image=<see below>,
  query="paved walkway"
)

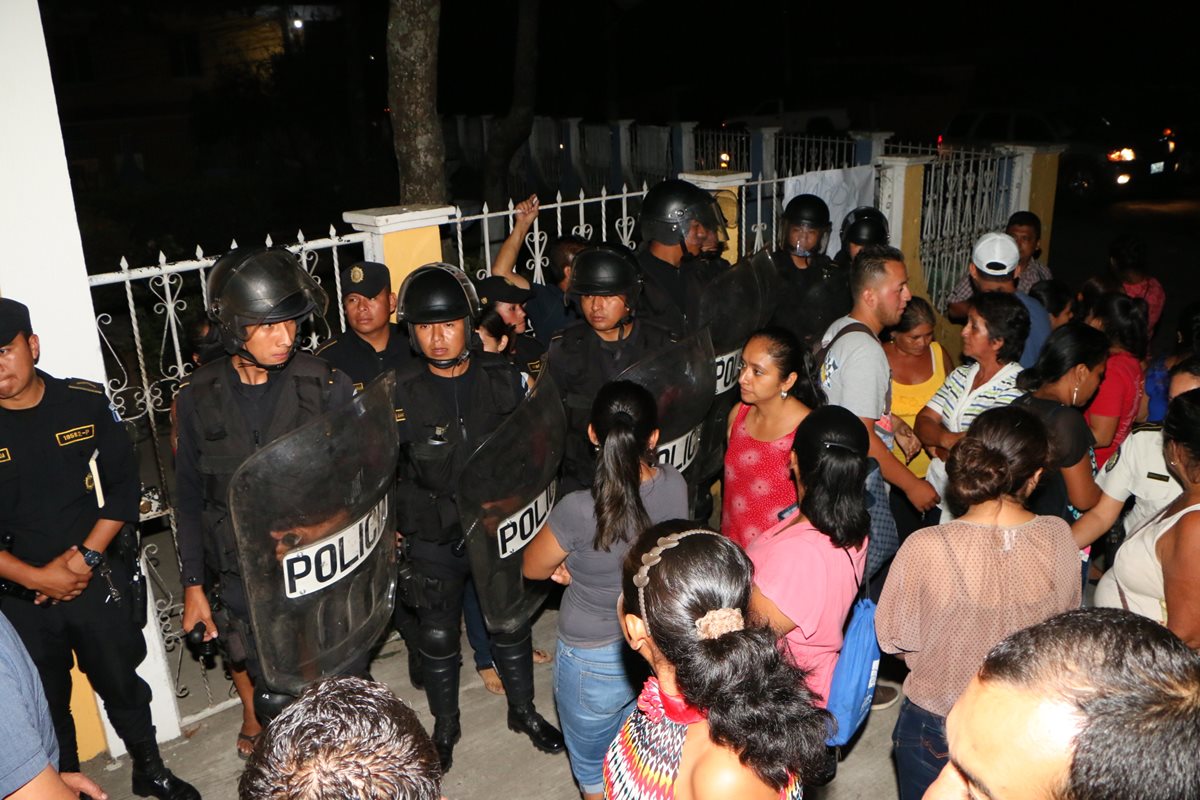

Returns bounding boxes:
[83,608,903,800]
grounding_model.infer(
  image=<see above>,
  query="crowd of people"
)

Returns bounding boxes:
[2,175,1199,800]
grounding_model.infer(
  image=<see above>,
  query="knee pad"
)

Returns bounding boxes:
[420,624,460,661]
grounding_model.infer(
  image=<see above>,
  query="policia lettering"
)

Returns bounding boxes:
[284,495,387,598]
[394,263,564,771]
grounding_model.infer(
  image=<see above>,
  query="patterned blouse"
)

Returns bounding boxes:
[603,677,803,799]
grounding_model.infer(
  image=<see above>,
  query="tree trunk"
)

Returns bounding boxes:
[386,0,446,204]
[482,0,540,210]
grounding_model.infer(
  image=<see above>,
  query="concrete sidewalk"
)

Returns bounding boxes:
[83,609,903,800]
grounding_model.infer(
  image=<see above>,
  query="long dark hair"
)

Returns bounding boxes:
[590,381,657,551]
[746,326,826,409]
[1164,389,1200,472]
[1016,322,1110,393]
[1088,292,1149,360]
[476,304,516,357]
[945,406,1048,516]
[791,405,870,548]
[622,521,831,788]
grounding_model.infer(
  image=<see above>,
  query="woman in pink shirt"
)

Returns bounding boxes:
[1085,292,1148,467]
[1110,234,1165,335]
[747,405,870,708]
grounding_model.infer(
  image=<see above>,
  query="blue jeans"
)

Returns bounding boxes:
[462,578,493,670]
[553,639,639,794]
[892,698,948,800]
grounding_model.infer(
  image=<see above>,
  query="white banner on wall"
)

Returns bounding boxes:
[782,165,877,257]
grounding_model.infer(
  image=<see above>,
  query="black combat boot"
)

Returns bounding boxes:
[492,634,565,755]
[422,646,463,772]
[128,741,201,800]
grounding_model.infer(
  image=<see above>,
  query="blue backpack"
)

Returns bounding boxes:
[824,553,880,747]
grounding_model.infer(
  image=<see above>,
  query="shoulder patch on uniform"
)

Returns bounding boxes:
[1131,421,1164,434]
[314,338,336,354]
[1104,447,1121,472]
[0,448,10,463]
[67,378,104,394]
[56,425,95,446]
[394,408,406,422]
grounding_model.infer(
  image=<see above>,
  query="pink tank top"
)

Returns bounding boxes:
[721,403,798,549]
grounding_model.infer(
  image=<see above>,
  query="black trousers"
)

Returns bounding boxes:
[1,562,154,772]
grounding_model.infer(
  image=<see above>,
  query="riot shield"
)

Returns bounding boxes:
[229,374,399,697]
[616,331,716,494]
[456,373,566,635]
[749,248,781,327]
[694,257,770,484]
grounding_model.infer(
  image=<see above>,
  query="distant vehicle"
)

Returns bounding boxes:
[940,108,1183,199]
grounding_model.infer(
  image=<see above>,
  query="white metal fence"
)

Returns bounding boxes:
[87,228,370,718]
[694,128,751,172]
[775,133,856,176]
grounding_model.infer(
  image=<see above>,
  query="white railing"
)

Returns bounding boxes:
[775,133,857,176]
[450,184,649,283]
[919,150,1015,310]
[86,227,369,713]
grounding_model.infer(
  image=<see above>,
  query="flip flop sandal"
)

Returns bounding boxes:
[237,731,260,761]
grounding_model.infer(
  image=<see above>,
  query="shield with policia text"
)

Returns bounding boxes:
[229,373,399,697]
[693,251,777,481]
[616,330,716,506]
[456,372,566,635]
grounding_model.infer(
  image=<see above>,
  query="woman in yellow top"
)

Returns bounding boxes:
[884,296,952,538]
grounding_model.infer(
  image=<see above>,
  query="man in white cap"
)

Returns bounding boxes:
[965,232,1052,368]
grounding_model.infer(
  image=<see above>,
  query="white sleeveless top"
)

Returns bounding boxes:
[1095,501,1200,624]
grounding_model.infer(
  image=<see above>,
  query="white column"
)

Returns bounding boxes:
[1002,144,1037,215]
[0,0,183,754]
[875,155,932,253]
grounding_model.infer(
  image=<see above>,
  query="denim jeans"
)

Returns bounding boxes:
[892,698,949,800]
[553,638,640,794]
[462,577,493,670]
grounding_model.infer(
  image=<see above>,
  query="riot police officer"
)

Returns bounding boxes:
[314,260,415,391]
[769,193,853,349]
[393,263,564,771]
[635,178,726,336]
[0,298,200,799]
[546,245,676,493]
[475,275,546,379]
[175,248,355,719]
[834,206,890,269]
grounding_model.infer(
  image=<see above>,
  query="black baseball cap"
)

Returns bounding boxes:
[0,298,32,345]
[476,276,533,305]
[340,261,391,299]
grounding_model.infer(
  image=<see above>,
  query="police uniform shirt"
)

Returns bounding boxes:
[635,248,719,337]
[0,373,138,565]
[1096,425,1181,534]
[314,323,415,391]
[769,250,852,349]
[512,333,546,380]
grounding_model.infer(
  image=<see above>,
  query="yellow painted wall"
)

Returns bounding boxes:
[70,658,108,761]
[380,226,446,296]
[1028,151,1061,266]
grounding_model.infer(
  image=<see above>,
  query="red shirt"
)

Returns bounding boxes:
[1085,351,1144,467]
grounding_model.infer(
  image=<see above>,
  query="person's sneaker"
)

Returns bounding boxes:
[871,682,901,710]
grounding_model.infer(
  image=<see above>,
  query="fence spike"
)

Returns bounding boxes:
[230,238,239,249]
[621,183,628,193]
[574,189,582,201]
[195,244,204,259]
[119,256,129,270]
[296,229,306,244]
[507,199,514,211]
[158,251,167,265]
[642,180,649,192]
[481,201,490,214]
[264,233,274,247]
[329,224,337,238]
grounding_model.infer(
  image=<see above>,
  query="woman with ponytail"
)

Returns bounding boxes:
[605,520,830,799]
[745,405,870,709]
[877,406,1082,800]
[1012,322,1110,523]
[524,381,686,800]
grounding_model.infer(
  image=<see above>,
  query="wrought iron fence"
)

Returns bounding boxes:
[86,228,370,720]
[694,128,751,172]
[629,124,674,187]
[775,133,857,176]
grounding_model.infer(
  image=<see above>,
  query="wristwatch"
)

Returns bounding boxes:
[78,546,105,567]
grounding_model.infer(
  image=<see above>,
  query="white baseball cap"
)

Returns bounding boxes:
[971,232,1020,277]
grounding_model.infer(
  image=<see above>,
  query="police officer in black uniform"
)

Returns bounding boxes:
[833,206,890,269]
[393,263,563,772]
[0,298,200,799]
[314,261,415,391]
[768,193,853,349]
[313,260,424,689]
[635,178,726,337]
[475,275,546,379]
[546,245,676,493]
[175,248,354,712]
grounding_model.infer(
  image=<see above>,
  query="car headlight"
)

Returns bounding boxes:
[1107,147,1136,162]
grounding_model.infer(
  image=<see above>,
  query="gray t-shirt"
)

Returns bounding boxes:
[819,315,894,447]
[0,612,59,795]
[551,465,688,647]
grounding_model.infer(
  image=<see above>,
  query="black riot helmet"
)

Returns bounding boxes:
[639,179,727,250]
[840,206,890,247]
[566,245,642,306]
[206,246,327,368]
[781,194,831,257]
[397,263,480,368]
